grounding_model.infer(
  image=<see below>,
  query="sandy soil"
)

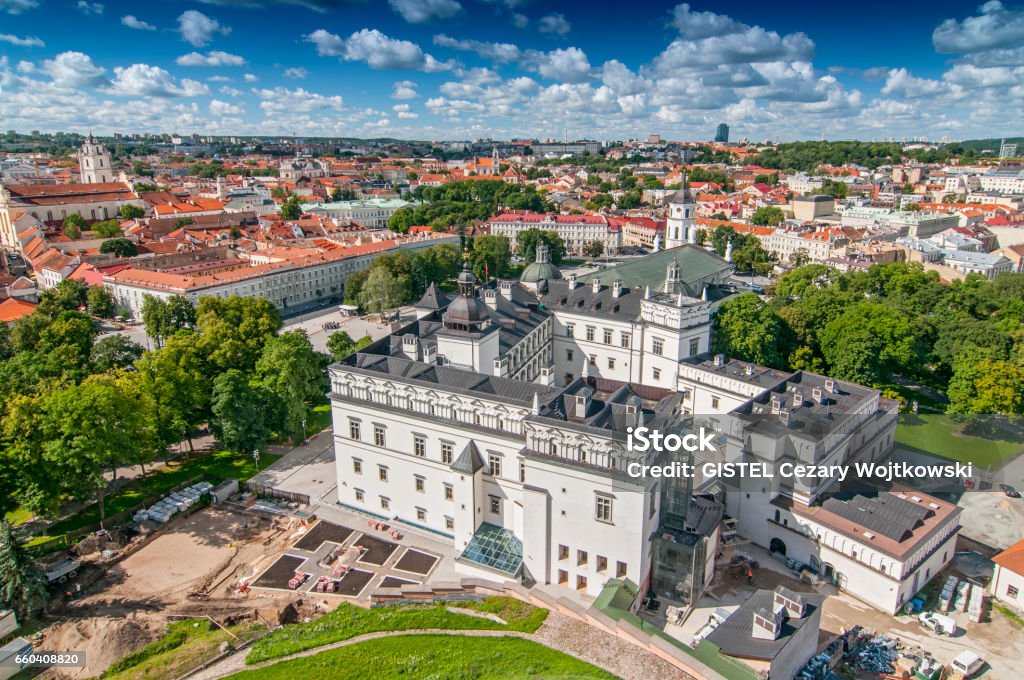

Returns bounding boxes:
[38,508,304,679]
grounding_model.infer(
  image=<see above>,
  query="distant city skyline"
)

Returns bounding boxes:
[0,1,1022,141]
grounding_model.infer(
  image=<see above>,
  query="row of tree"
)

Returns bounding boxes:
[0,292,341,530]
[387,180,553,232]
[712,263,1024,414]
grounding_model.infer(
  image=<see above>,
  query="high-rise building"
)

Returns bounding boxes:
[714,123,729,144]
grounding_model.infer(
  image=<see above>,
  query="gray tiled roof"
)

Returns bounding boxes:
[452,441,485,474]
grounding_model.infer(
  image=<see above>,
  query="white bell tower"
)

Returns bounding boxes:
[665,172,695,249]
[79,134,113,184]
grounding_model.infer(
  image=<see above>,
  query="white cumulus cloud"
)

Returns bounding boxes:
[210,99,244,116]
[933,1,1024,54]
[107,64,210,97]
[76,1,103,15]
[177,10,230,47]
[43,51,106,87]
[121,15,155,30]
[176,51,247,67]
[306,28,454,72]
[0,33,44,47]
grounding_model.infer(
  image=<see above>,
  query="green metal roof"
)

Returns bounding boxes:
[579,245,732,289]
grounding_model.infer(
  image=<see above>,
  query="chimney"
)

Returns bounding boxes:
[812,386,823,403]
[792,391,803,408]
[713,354,725,367]
[644,285,651,300]
[825,378,836,393]
[494,356,509,377]
[592,278,601,293]
[532,391,540,415]
[771,396,782,414]
[779,409,791,427]
[499,280,513,300]
[744,363,754,376]
[482,289,498,309]
[612,280,623,298]
[568,273,578,290]
[773,587,806,619]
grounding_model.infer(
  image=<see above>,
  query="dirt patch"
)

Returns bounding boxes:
[252,555,308,590]
[38,507,305,678]
[335,569,374,596]
[293,521,354,552]
[40,615,161,679]
[355,535,398,566]
[394,549,437,576]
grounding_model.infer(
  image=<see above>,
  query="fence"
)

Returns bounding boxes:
[242,481,311,506]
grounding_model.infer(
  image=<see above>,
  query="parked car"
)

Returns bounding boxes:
[918,611,958,636]
[950,650,985,678]
[1000,484,1020,498]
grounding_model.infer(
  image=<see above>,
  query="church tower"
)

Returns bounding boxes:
[664,171,695,249]
[79,134,113,184]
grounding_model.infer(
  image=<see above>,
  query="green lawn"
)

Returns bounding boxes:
[246,599,547,664]
[307,403,332,434]
[895,413,1024,469]
[103,619,265,680]
[25,449,280,550]
[231,634,614,680]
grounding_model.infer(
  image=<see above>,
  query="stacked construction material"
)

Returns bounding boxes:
[938,575,958,612]
[953,580,970,613]
[968,585,984,623]
[133,482,214,524]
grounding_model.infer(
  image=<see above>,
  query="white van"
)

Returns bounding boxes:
[918,611,958,636]
[950,650,984,677]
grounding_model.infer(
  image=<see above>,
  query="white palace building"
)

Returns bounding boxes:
[327,189,960,616]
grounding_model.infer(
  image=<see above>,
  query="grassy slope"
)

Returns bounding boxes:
[247,599,546,664]
[231,634,615,680]
[103,619,265,680]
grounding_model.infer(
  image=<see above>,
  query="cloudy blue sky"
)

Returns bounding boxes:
[0,0,1022,141]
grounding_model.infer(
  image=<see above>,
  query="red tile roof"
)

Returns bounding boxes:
[0,297,38,323]
[994,540,1024,575]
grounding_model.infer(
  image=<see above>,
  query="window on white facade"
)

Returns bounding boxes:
[489,496,500,514]
[378,465,388,482]
[380,496,390,510]
[415,476,425,492]
[689,338,700,356]
[488,453,502,478]
[595,496,613,523]
[413,435,426,457]
[444,483,453,500]
[607,358,615,370]
[416,508,426,521]
[617,561,627,577]
[620,333,631,348]
[445,516,454,530]
[567,349,574,362]
[577,549,588,566]
[1009,585,1020,598]
[373,424,386,447]
[585,326,595,341]
[354,488,364,502]
[441,441,453,465]
[652,337,664,355]
[603,329,612,344]
[712,397,720,409]
[519,461,525,483]
[566,323,574,337]
[349,419,361,440]
[353,459,362,475]
[653,367,661,380]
